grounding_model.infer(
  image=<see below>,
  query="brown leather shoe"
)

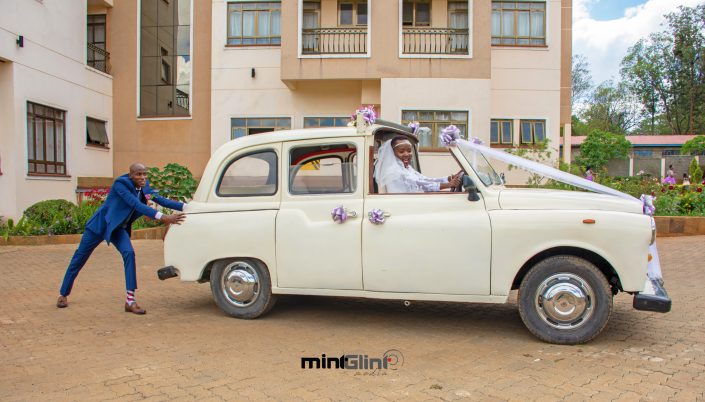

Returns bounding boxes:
[56,296,68,308]
[124,303,146,315]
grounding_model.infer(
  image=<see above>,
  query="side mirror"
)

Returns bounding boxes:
[463,176,480,202]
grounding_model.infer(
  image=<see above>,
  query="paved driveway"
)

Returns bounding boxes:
[1,236,703,401]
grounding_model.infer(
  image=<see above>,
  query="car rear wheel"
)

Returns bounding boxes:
[518,256,613,345]
[210,259,276,319]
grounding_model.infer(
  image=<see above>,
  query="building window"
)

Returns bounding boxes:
[27,102,67,176]
[217,150,278,197]
[661,149,680,156]
[231,117,291,139]
[403,0,431,27]
[140,0,191,117]
[339,1,367,26]
[87,14,109,73]
[634,150,652,158]
[491,119,513,145]
[86,117,110,148]
[491,1,546,46]
[401,110,468,150]
[303,117,350,128]
[520,120,546,144]
[227,2,281,45]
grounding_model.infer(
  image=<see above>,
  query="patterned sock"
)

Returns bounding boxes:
[126,290,136,306]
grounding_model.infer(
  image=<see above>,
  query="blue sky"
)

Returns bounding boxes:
[573,0,705,85]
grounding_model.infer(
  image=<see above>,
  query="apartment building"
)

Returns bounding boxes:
[212,0,572,177]
[0,0,570,219]
[0,0,114,220]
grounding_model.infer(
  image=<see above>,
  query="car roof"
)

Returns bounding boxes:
[214,122,418,156]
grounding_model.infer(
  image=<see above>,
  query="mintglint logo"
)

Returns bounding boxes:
[301,349,404,371]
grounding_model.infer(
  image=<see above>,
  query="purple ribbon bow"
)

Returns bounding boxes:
[407,121,420,134]
[331,206,348,223]
[368,208,385,225]
[440,125,461,147]
[640,194,656,216]
[351,105,377,125]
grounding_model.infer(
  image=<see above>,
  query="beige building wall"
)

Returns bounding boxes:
[111,0,211,178]
[0,0,113,219]
[490,0,566,164]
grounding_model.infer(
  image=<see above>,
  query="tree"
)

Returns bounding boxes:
[579,81,640,135]
[575,130,632,171]
[681,135,705,155]
[572,54,593,107]
[621,5,705,134]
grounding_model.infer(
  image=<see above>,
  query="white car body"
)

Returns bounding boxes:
[160,121,670,343]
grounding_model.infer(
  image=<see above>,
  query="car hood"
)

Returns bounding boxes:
[498,188,644,214]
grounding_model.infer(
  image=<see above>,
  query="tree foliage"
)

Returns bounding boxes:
[621,5,705,134]
[575,130,632,170]
[578,81,640,135]
[681,135,705,155]
[146,163,198,203]
[572,54,593,106]
[689,157,703,184]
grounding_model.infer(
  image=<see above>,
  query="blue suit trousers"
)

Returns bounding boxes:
[59,227,137,296]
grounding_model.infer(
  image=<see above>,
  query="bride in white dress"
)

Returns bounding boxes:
[374,135,462,193]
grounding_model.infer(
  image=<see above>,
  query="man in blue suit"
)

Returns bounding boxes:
[57,163,186,314]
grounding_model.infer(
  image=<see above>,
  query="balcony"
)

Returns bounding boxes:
[402,28,469,55]
[302,27,367,55]
[87,42,111,74]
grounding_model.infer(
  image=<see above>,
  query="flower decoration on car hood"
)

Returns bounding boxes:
[350,105,377,127]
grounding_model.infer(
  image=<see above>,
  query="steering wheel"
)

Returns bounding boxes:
[450,174,467,192]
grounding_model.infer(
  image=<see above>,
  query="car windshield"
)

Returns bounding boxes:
[457,145,503,187]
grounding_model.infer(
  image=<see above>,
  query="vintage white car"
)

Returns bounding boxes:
[158,119,671,344]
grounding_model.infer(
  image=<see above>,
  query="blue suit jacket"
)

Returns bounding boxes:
[86,174,184,243]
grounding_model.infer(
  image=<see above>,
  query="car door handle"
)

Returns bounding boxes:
[331,206,358,223]
[368,208,391,225]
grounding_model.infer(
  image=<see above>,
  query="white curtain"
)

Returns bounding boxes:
[243,11,255,36]
[491,11,501,36]
[501,12,513,36]
[271,11,281,35]
[518,11,530,36]
[531,11,544,37]
[229,11,242,37]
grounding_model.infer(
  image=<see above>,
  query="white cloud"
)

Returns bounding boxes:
[573,0,705,84]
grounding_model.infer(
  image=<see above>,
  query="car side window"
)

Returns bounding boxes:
[289,143,357,195]
[216,150,278,197]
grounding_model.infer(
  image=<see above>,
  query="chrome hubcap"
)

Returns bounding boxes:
[535,273,594,329]
[221,261,260,307]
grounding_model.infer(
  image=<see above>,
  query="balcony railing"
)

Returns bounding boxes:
[176,89,190,110]
[302,27,367,55]
[87,42,111,74]
[402,28,469,55]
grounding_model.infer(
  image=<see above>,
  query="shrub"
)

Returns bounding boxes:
[689,157,703,185]
[147,163,198,202]
[23,199,75,227]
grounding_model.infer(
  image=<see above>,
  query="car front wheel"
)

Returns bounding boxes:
[210,259,276,319]
[518,256,613,345]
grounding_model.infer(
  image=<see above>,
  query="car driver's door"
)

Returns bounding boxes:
[362,157,492,295]
[275,138,364,290]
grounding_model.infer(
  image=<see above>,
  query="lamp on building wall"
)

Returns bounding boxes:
[16,35,24,47]
[251,68,256,78]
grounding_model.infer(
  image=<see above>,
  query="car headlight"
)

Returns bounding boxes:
[650,217,656,245]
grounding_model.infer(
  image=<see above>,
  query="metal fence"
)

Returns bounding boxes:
[402,28,469,55]
[302,28,367,55]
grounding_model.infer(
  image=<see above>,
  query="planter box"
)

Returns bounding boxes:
[655,216,705,237]
[0,227,167,246]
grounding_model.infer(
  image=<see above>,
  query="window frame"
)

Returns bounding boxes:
[401,110,469,151]
[491,1,547,47]
[26,102,68,177]
[402,0,432,27]
[303,116,350,128]
[231,117,292,139]
[86,117,110,149]
[338,0,368,27]
[216,149,279,197]
[226,1,282,46]
[490,119,513,146]
[87,14,107,71]
[519,119,546,145]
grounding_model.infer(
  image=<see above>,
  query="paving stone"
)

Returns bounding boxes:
[0,237,703,399]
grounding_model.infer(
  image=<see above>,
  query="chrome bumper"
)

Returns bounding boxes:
[633,278,671,313]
